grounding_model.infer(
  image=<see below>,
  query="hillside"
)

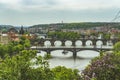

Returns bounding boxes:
[29,22,120,29]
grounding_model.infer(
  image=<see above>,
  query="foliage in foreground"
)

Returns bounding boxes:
[1,38,120,80]
[0,50,81,80]
[0,37,30,58]
[113,41,120,53]
[52,66,81,80]
[82,52,120,80]
[81,42,120,80]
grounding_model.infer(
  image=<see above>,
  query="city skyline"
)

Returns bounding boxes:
[0,0,120,26]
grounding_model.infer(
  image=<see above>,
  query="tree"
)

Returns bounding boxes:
[47,32,80,39]
[0,38,82,80]
[52,66,81,80]
[0,44,8,58]
[103,33,111,39]
[113,41,120,53]
[24,39,31,48]
[82,52,120,80]
[0,50,54,80]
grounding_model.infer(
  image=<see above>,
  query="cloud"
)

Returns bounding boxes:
[0,0,120,11]
[0,0,23,11]
[0,0,20,4]
[0,0,120,25]
[53,0,120,10]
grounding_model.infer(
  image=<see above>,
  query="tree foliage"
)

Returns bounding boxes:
[113,41,120,53]
[0,50,55,80]
[82,42,120,80]
[47,32,80,39]
[0,40,81,80]
[52,66,81,80]
[0,50,81,80]
[0,37,31,58]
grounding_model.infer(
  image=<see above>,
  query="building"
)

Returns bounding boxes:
[0,33,10,44]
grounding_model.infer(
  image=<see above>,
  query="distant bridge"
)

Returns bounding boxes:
[36,38,120,46]
[31,38,119,60]
[31,45,113,60]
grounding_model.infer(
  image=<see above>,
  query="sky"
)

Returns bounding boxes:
[0,0,120,26]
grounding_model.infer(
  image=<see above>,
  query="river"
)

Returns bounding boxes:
[37,50,99,71]
[36,40,113,71]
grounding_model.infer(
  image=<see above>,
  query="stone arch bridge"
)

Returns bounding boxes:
[36,38,119,46]
[31,38,119,60]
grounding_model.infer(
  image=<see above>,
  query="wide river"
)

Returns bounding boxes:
[36,40,113,71]
[37,50,99,71]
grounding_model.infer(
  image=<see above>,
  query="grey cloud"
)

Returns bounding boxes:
[0,0,119,26]
[22,0,57,6]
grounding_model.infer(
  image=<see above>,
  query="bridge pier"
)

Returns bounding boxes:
[102,40,107,45]
[62,41,65,46]
[39,39,44,46]
[72,49,77,61]
[51,42,54,46]
[93,39,96,46]
[40,42,44,46]
[46,49,51,54]
[112,39,120,45]
[82,40,86,46]
[71,40,75,46]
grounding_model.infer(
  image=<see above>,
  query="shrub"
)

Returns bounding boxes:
[82,53,120,80]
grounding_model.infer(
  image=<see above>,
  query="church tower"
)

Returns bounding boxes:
[19,26,24,35]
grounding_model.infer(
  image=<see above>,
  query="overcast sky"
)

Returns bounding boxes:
[0,0,120,26]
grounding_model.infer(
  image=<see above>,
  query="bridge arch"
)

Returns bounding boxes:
[77,50,99,58]
[76,49,100,53]
[36,51,47,57]
[44,40,51,46]
[50,50,73,57]
[96,40,103,46]
[75,40,82,46]
[50,49,74,53]
[65,40,72,46]
[106,40,113,46]
[85,40,93,46]
[54,40,62,46]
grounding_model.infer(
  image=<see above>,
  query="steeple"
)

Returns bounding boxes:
[19,26,24,35]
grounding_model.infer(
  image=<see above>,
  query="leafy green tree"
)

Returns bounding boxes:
[52,66,81,80]
[0,44,7,58]
[0,38,82,80]
[0,50,54,80]
[24,39,31,48]
[113,41,120,53]
[103,33,111,39]
[0,50,81,80]
[0,37,31,58]
[47,32,80,39]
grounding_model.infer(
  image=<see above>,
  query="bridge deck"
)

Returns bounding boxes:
[31,46,113,51]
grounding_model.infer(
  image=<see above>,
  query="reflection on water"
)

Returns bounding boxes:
[37,50,99,71]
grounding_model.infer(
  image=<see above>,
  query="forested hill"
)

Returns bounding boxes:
[0,25,14,32]
[30,22,120,29]
[0,25,14,29]
[61,22,120,29]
